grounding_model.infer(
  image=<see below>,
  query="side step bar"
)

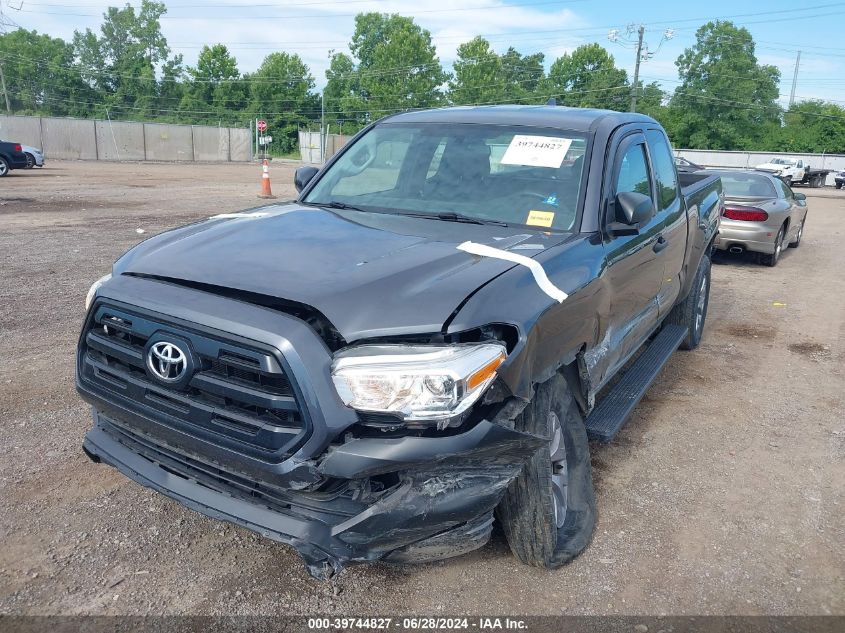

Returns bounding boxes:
[585,324,688,442]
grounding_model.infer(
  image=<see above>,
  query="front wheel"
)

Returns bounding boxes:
[666,253,711,350]
[498,374,596,569]
[25,153,35,169]
[0,157,9,177]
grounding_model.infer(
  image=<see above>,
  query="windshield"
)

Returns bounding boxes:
[770,158,792,165]
[303,123,589,231]
[719,173,777,198]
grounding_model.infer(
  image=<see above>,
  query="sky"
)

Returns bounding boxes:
[5,0,845,108]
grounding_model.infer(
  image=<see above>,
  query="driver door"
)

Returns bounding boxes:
[598,133,665,385]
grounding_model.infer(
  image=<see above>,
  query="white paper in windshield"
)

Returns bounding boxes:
[500,135,573,169]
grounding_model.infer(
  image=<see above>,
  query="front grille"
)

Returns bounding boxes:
[99,417,362,521]
[79,303,310,462]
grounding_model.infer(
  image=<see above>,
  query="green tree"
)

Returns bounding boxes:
[636,81,667,120]
[773,100,845,154]
[667,20,780,150]
[158,54,185,118]
[348,13,447,119]
[545,44,628,110]
[449,37,504,105]
[72,0,175,119]
[500,48,545,101]
[324,51,364,131]
[180,44,247,123]
[249,52,318,152]
[0,29,93,116]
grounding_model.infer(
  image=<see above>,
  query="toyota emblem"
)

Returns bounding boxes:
[147,341,188,382]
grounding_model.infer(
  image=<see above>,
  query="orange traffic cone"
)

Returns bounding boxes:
[258,159,276,199]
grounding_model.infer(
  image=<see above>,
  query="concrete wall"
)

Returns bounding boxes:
[298,131,350,164]
[230,128,251,162]
[193,126,228,161]
[143,123,194,161]
[0,114,250,162]
[676,149,845,186]
[0,115,42,148]
[95,120,145,161]
[43,117,97,159]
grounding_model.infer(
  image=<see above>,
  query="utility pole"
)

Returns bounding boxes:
[0,60,9,113]
[789,50,801,107]
[630,25,645,113]
[320,90,325,164]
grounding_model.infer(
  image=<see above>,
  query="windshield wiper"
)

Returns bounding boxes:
[301,200,369,212]
[404,211,509,227]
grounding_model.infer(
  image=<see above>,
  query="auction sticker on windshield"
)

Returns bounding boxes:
[501,135,573,168]
[526,210,555,227]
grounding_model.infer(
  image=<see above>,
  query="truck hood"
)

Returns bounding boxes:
[755,163,788,172]
[115,204,558,342]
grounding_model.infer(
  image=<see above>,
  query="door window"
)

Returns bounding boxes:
[615,142,652,198]
[776,178,794,200]
[645,130,679,211]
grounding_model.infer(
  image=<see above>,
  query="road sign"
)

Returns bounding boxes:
[257,119,267,132]
[259,135,273,145]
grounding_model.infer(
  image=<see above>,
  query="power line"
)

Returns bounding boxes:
[16,0,588,19]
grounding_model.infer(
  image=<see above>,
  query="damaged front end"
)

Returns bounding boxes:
[83,403,542,579]
[77,275,543,579]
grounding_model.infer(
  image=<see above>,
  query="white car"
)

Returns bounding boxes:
[755,157,805,184]
[21,145,44,168]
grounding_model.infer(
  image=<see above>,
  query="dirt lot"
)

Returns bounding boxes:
[0,160,843,616]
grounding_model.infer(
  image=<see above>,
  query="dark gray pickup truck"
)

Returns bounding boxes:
[77,106,722,578]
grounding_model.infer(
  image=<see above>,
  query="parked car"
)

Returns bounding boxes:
[21,144,44,168]
[674,155,704,172]
[755,157,806,185]
[0,140,29,176]
[77,106,722,578]
[712,170,808,266]
[835,170,845,189]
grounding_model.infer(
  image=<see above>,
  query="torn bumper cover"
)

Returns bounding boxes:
[83,409,543,579]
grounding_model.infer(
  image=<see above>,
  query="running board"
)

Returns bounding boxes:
[585,324,688,442]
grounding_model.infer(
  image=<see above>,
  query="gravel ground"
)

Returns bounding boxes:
[0,160,843,616]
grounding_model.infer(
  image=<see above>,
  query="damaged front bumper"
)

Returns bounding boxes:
[83,407,543,579]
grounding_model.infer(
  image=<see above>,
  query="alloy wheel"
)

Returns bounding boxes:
[549,411,569,529]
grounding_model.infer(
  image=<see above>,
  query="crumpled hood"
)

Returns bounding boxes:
[115,204,554,342]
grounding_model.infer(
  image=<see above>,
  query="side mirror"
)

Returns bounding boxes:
[294,166,320,193]
[608,191,654,235]
[794,192,806,201]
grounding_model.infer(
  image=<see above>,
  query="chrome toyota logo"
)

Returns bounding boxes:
[147,341,188,382]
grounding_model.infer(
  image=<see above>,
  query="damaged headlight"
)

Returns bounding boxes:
[331,344,506,423]
[85,273,112,311]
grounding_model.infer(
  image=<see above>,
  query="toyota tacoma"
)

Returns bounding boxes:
[77,106,722,578]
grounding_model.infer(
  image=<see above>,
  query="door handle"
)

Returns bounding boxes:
[653,236,669,253]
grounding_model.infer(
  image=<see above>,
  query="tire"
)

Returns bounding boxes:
[24,153,35,169]
[498,373,596,569]
[784,176,793,186]
[0,157,9,177]
[836,182,843,190]
[666,253,711,350]
[760,225,785,267]
[788,217,805,248]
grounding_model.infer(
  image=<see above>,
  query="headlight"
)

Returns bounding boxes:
[85,273,112,310]
[331,343,507,424]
